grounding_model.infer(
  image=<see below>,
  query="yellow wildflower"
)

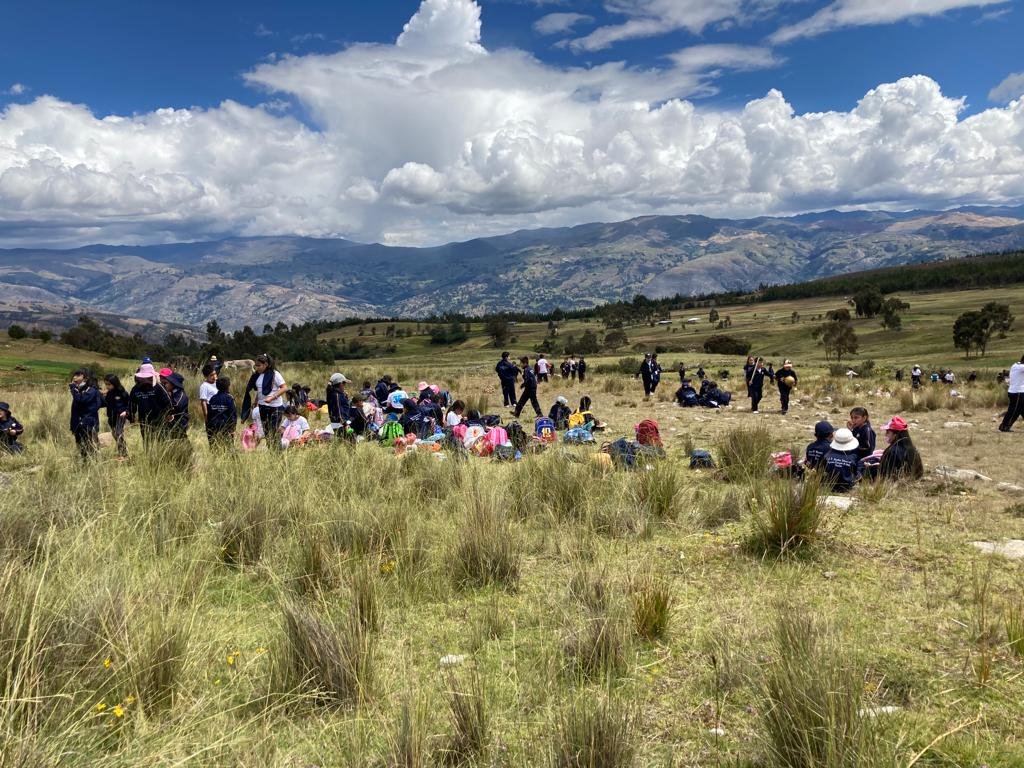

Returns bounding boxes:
[124,695,136,705]
[94,702,108,712]
[102,657,112,670]
[227,650,240,666]
[112,705,125,718]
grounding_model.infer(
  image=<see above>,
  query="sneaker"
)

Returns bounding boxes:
[751,410,759,414]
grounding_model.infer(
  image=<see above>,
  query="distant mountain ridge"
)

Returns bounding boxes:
[3,206,1024,331]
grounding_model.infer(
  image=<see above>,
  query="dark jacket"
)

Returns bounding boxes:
[822,448,861,492]
[804,438,831,469]
[167,388,190,437]
[129,381,172,426]
[851,423,876,460]
[0,414,24,450]
[549,402,571,428]
[747,367,770,392]
[327,386,351,424]
[374,379,390,406]
[69,384,103,432]
[496,359,520,383]
[878,439,923,480]
[206,392,238,431]
[577,359,587,375]
[104,390,131,429]
[639,359,654,381]
[521,367,538,393]
[777,367,798,391]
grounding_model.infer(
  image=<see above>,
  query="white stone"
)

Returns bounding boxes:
[708,727,726,736]
[860,706,902,717]
[972,540,1024,560]
[942,421,974,429]
[823,496,854,511]
[934,466,992,483]
[997,482,1024,493]
[438,654,466,668]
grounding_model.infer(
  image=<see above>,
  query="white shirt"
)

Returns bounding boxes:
[281,416,309,436]
[255,371,287,408]
[446,411,463,427]
[537,358,549,374]
[1008,362,1024,394]
[199,381,218,403]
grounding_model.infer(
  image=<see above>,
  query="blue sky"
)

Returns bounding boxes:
[1,0,1022,247]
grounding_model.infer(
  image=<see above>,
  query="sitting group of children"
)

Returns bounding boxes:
[799,406,924,491]
[675,378,733,408]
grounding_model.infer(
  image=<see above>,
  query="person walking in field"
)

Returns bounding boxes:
[576,356,587,384]
[199,364,218,423]
[536,355,551,383]
[998,353,1024,433]
[162,372,191,440]
[560,358,571,380]
[747,357,770,414]
[103,374,131,458]
[649,354,663,394]
[777,359,798,415]
[0,401,25,454]
[638,353,655,399]
[69,368,103,459]
[495,351,520,409]
[513,356,542,418]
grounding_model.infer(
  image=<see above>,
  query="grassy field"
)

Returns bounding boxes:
[1,284,1024,767]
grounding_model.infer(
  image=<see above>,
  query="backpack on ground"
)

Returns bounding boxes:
[689,449,716,469]
[505,421,529,452]
[535,417,556,443]
[484,426,510,451]
[563,427,595,445]
[379,419,405,443]
[483,414,502,427]
[492,444,516,461]
[715,389,732,406]
[606,438,639,469]
[567,411,586,429]
[416,416,438,440]
[463,424,487,448]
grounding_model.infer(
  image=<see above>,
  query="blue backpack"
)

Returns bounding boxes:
[563,427,595,445]
[689,449,716,469]
[535,417,556,442]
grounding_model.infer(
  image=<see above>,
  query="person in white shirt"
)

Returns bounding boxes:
[246,353,288,447]
[536,356,550,383]
[198,363,219,421]
[279,405,310,447]
[998,353,1024,433]
[445,400,465,428]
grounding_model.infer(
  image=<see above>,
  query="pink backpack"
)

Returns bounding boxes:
[452,423,468,442]
[484,426,509,449]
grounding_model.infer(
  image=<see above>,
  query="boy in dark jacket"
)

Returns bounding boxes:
[163,372,190,439]
[747,358,770,413]
[548,396,571,429]
[69,368,104,458]
[206,376,238,446]
[513,356,542,418]
[577,357,587,384]
[327,373,352,434]
[0,402,25,454]
[776,359,798,415]
[103,374,131,458]
[804,421,834,469]
[495,352,520,408]
[847,407,876,460]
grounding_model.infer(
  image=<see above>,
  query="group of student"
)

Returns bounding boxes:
[742,356,799,415]
[801,406,924,491]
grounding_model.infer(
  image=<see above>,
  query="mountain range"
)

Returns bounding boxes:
[3,206,1024,334]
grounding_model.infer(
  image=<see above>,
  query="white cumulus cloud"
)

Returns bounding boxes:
[533,12,594,35]
[5,83,28,96]
[770,0,1007,43]
[1,0,1023,248]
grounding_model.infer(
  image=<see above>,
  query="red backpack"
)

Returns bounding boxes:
[635,419,662,447]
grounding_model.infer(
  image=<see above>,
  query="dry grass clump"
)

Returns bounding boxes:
[747,476,826,556]
[631,572,673,641]
[449,487,521,591]
[439,671,489,766]
[293,529,340,596]
[220,504,270,569]
[553,693,636,768]
[717,425,774,482]
[634,461,683,520]
[563,607,632,681]
[1006,600,1024,658]
[568,564,612,614]
[385,692,431,768]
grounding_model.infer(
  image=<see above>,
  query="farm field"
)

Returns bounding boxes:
[1,282,1024,767]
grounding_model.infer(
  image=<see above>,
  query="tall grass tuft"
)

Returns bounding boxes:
[568,564,611,614]
[1006,600,1024,658]
[348,563,380,633]
[635,461,683,520]
[440,671,489,766]
[758,608,882,768]
[631,573,673,641]
[563,607,631,681]
[293,529,339,596]
[747,476,825,556]
[220,505,270,569]
[717,425,774,482]
[449,487,521,591]
[276,599,373,707]
[385,692,430,768]
[553,693,636,768]
[130,608,189,716]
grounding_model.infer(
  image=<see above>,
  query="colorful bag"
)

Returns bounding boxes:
[379,419,405,443]
[635,419,662,448]
[484,426,510,450]
[505,421,529,452]
[534,417,556,443]
[563,427,595,444]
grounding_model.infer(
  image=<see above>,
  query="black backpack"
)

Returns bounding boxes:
[505,421,529,452]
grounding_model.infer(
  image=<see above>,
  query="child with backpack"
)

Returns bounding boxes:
[0,402,24,454]
[103,374,131,458]
[548,396,571,430]
[206,376,238,447]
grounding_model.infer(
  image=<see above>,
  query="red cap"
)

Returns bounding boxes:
[159,367,174,378]
[881,416,908,431]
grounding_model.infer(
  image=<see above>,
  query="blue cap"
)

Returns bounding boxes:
[141,356,152,364]
[814,421,835,440]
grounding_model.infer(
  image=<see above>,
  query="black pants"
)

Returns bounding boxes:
[514,390,541,418]
[779,387,791,413]
[750,388,763,412]
[651,378,660,393]
[642,377,652,396]
[1000,392,1022,431]
[538,373,549,383]
[578,372,585,384]
[259,405,284,448]
[74,427,98,458]
[500,380,517,407]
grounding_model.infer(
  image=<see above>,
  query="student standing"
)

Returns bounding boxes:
[747,358,770,414]
[103,374,131,458]
[129,363,172,447]
[536,355,551,383]
[560,358,571,380]
[776,359,798,415]
[0,402,24,454]
[999,353,1024,432]
[514,356,542,418]
[638,353,655,398]
[199,364,218,423]
[69,368,103,459]
[495,352,520,409]
[246,354,288,446]
[577,356,587,384]
[206,376,238,447]
[650,354,663,394]
[163,372,191,439]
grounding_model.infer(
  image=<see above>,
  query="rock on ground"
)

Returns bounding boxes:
[972,540,1024,560]
[942,421,974,429]
[933,466,992,482]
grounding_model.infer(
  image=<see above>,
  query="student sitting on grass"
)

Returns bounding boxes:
[861,416,924,481]
[568,396,605,430]
[820,427,862,492]
[0,401,24,454]
[206,376,238,447]
[548,396,571,430]
[279,404,310,447]
[446,400,466,428]
[847,406,876,460]
[804,421,834,470]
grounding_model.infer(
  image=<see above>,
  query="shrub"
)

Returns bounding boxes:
[7,324,27,340]
[631,574,673,641]
[553,694,636,768]
[717,425,774,482]
[758,608,882,768]
[634,461,683,520]
[563,608,631,681]
[276,600,373,707]
[449,489,520,591]
[440,672,488,766]
[703,335,751,356]
[220,505,269,569]
[747,476,825,556]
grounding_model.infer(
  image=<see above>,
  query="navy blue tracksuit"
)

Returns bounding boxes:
[496,359,520,407]
[777,367,798,413]
[70,383,103,457]
[206,392,238,444]
[747,367,771,412]
[822,448,861,492]
[129,382,172,445]
[514,367,541,418]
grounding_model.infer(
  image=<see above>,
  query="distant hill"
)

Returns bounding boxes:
[3,207,1024,330]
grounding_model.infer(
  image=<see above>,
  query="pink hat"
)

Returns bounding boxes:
[159,367,173,378]
[430,384,440,395]
[135,363,158,380]
[882,416,908,431]
[417,381,429,392]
